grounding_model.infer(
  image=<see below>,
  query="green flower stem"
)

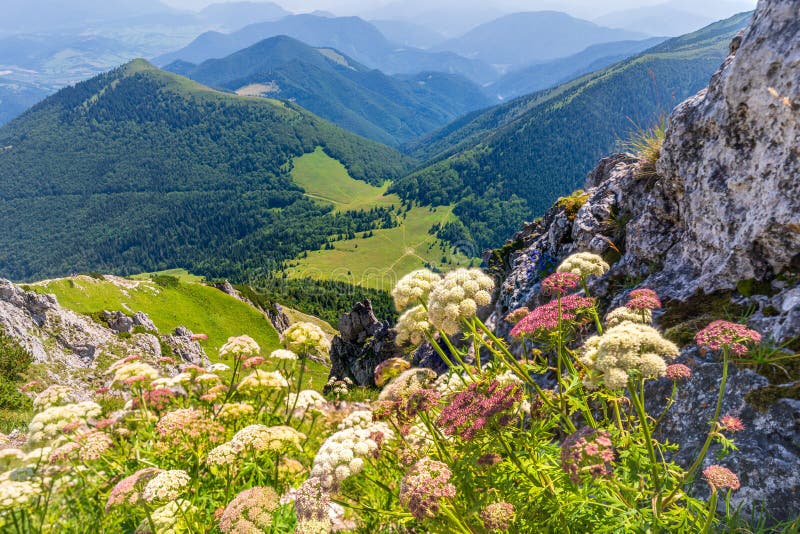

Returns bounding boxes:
[441,503,474,534]
[701,491,719,534]
[424,331,469,387]
[496,431,550,492]
[286,353,307,423]
[217,355,244,415]
[653,381,678,431]
[667,348,731,506]
[438,329,476,380]
[629,377,662,513]
[142,505,158,534]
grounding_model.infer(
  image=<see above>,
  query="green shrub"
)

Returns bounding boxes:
[0,328,33,381]
[152,274,180,289]
[0,380,31,411]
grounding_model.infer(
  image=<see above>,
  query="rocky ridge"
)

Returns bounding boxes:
[485,0,799,520]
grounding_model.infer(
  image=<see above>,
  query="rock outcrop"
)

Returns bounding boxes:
[486,0,799,520]
[163,326,209,367]
[327,300,403,387]
[214,280,291,333]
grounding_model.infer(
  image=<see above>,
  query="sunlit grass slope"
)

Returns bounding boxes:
[287,148,472,290]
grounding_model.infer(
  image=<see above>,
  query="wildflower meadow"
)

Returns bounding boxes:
[0,253,771,532]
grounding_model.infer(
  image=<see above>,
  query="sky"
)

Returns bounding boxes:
[161,0,758,20]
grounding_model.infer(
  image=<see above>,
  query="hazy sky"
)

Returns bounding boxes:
[162,0,758,19]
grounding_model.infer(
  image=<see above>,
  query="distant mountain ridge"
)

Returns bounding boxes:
[432,11,649,70]
[391,12,753,252]
[166,35,493,146]
[153,14,498,84]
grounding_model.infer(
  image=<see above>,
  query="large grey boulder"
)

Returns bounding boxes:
[164,326,209,367]
[327,300,403,387]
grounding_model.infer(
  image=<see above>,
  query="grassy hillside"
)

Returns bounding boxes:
[284,149,471,290]
[0,59,412,282]
[393,12,752,252]
[28,275,283,359]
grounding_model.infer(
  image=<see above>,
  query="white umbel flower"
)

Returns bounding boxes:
[556,252,610,279]
[392,269,442,311]
[427,268,494,335]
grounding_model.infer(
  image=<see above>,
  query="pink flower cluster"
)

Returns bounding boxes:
[560,427,615,483]
[626,288,662,310]
[437,380,521,440]
[665,363,692,380]
[243,356,265,369]
[510,295,595,337]
[480,502,515,531]
[294,477,330,522]
[541,272,580,296]
[695,320,762,356]
[399,458,456,520]
[719,415,745,433]
[131,388,176,412]
[154,409,225,455]
[106,468,162,511]
[703,465,741,491]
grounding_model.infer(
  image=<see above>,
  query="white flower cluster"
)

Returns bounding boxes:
[311,422,394,490]
[0,479,40,510]
[28,401,103,445]
[217,402,255,422]
[270,349,298,361]
[237,370,288,394]
[392,269,442,311]
[433,371,474,398]
[287,390,327,416]
[556,252,610,279]
[219,335,261,359]
[326,376,353,397]
[151,372,192,389]
[580,322,680,389]
[111,361,160,387]
[379,368,437,402]
[283,322,331,359]
[605,306,652,328]
[136,498,196,534]
[395,305,433,347]
[427,268,494,335]
[142,470,190,503]
[206,443,239,468]
[230,424,306,453]
[32,385,73,411]
[194,373,221,383]
[207,363,231,373]
[337,410,373,430]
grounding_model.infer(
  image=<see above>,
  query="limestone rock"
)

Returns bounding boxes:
[328,300,403,387]
[100,310,134,333]
[164,326,209,366]
[132,312,157,332]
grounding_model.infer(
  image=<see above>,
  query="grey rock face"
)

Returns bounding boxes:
[328,300,403,387]
[132,312,157,332]
[164,326,209,366]
[655,0,800,299]
[100,310,134,333]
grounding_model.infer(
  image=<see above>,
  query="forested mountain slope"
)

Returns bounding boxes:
[393,12,752,252]
[167,36,492,147]
[0,60,411,282]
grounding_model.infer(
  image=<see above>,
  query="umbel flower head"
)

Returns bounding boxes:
[237,370,289,394]
[695,320,762,356]
[32,385,73,411]
[392,269,442,311]
[395,305,434,347]
[287,389,327,416]
[142,470,190,503]
[154,408,225,456]
[627,288,662,311]
[219,486,279,534]
[269,349,298,361]
[541,272,580,295]
[111,361,160,388]
[556,252,610,279]
[579,322,680,389]
[427,268,494,335]
[294,477,330,523]
[665,363,692,380]
[106,468,163,511]
[510,295,594,338]
[560,427,615,483]
[399,458,456,520]
[703,465,741,492]
[719,415,745,433]
[481,502,516,531]
[28,401,103,445]
[378,368,437,403]
[605,306,652,328]
[0,480,40,510]
[283,322,331,359]
[437,380,521,441]
[231,424,306,454]
[311,422,393,490]
[219,335,261,360]
[136,499,196,534]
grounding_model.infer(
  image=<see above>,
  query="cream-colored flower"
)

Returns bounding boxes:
[311,422,394,490]
[32,385,73,411]
[287,390,327,416]
[111,362,159,387]
[217,402,255,422]
[392,269,442,311]
[556,252,610,279]
[142,470,190,503]
[237,370,288,394]
[219,335,261,359]
[605,306,652,327]
[269,349,298,361]
[283,323,331,359]
[395,305,433,346]
[206,443,239,467]
[427,268,495,334]
[231,425,306,453]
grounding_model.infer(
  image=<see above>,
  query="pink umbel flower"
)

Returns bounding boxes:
[131,388,176,413]
[106,468,163,511]
[219,486,279,533]
[703,465,741,491]
[480,502,515,531]
[665,363,692,380]
[242,356,265,369]
[541,272,580,296]
[399,458,456,520]
[510,295,594,337]
[437,380,521,440]
[695,320,762,356]
[627,288,662,310]
[719,415,745,433]
[294,477,330,523]
[190,333,209,341]
[560,427,615,483]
